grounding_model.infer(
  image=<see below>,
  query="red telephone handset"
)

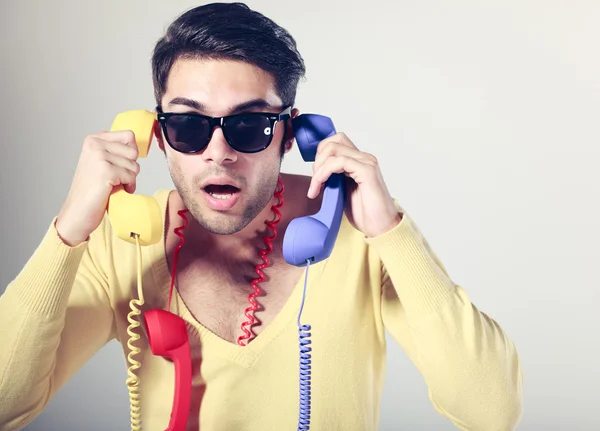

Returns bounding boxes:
[108,110,192,431]
[144,309,192,431]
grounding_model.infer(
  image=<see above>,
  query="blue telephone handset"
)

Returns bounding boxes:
[283,114,346,266]
[284,114,346,431]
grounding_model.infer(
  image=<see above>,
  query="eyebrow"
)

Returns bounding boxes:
[167,97,276,114]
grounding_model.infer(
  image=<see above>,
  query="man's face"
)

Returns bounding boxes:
[158,57,290,235]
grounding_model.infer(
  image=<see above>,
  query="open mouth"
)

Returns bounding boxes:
[203,184,240,199]
[202,184,241,210]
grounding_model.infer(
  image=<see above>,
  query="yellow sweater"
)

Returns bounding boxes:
[0,189,523,431]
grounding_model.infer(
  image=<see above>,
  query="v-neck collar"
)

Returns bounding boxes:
[148,189,327,367]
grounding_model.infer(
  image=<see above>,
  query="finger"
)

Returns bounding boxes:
[104,139,139,161]
[308,155,372,198]
[104,164,138,189]
[316,132,357,154]
[124,183,137,194]
[313,141,372,175]
[104,151,140,175]
[95,130,139,153]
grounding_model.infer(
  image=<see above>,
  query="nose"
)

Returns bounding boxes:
[201,127,237,165]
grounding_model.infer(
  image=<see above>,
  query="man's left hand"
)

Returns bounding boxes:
[307,132,402,238]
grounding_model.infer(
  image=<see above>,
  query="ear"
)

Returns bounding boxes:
[153,119,165,152]
[283,108,300,153]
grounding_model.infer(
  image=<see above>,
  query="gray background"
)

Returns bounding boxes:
[1,0,599,430]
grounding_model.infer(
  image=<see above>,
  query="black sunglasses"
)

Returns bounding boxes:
[155,106,291,154]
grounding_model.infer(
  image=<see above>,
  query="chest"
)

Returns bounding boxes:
[175,259,305,344]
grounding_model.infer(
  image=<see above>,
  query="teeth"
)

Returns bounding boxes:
[209,193,233,199]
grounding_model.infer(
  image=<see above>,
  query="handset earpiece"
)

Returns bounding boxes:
[283,114,346,266]
[108,110,163,246]
[143,309,192,431]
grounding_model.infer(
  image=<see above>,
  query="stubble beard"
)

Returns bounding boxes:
[169,160,282,235]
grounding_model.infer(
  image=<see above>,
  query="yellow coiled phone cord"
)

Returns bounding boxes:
[126,234,144,431]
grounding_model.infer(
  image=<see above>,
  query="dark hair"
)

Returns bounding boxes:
[151,2,306,108]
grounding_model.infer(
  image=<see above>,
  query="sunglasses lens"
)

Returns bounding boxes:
[224,114,274,152]
[164,114,211,153]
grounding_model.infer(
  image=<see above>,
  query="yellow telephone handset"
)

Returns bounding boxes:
[108,109,163,246]
[108,109,163,431]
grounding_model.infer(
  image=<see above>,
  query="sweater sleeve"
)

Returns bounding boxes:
[365,210,524,431]
[0,217,117,431]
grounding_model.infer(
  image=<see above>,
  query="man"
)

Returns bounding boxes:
[0,3,523,430]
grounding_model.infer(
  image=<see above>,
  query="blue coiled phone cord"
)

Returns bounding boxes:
[297,258,312,430]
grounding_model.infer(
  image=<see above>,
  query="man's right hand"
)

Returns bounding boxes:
[55,130,141,246]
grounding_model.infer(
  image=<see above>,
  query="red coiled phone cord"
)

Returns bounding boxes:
[237,176,285,346]
[165,178,284,346]
[168,209,189,313]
